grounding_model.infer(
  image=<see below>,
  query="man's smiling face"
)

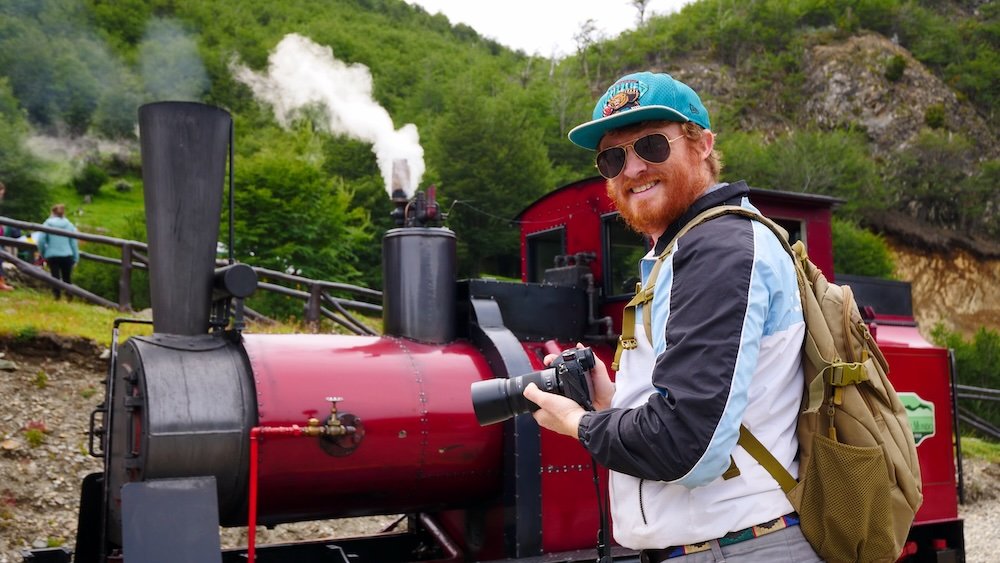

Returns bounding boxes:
[602,121,710,239]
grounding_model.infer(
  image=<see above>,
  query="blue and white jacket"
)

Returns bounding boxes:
[578,181,805,549]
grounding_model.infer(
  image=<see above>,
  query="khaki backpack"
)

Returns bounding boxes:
[613,205,923,563]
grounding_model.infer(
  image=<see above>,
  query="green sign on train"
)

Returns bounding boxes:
[898,392,935,446]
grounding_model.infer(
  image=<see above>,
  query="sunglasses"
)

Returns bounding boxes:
[595,133,685,179]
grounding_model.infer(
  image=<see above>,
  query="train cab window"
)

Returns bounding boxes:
[603,214,649,298]
[526,227,565,283]
[772,217,804,247]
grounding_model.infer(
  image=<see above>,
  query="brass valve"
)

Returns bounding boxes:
[300,396,354,437]
[325,396,344,428]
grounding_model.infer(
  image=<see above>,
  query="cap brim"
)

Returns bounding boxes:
[568,106,691,150]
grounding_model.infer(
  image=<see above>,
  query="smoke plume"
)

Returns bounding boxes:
[231,33,425,197]
[140,18,210,102]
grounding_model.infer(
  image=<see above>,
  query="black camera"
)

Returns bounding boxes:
[470,347,596,426]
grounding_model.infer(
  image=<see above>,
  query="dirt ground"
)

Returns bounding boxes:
[0,334,997,562]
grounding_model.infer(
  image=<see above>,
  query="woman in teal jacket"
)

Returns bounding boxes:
[35,203,79,300]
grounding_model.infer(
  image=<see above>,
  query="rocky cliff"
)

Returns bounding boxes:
[803,33,999,339]
[891,239,1000,340]
[803,33,997,159]
[671,31,1000,340]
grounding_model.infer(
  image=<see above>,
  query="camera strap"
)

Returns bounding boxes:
[591,454,613,563]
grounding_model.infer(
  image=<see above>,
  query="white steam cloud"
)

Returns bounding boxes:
[231,33,424,197]
[141,18,210,102]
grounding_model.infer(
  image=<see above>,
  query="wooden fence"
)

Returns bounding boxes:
[0,216,381,334]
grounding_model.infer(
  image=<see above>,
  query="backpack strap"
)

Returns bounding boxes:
[611,205,771,370]
[738,424,798,493]
[659,206,804,485]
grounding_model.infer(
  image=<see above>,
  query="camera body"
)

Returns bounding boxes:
[470,347,596,426]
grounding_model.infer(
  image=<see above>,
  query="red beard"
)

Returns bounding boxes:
[606,170,706,236]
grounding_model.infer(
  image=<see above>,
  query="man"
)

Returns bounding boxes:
[0,182,13,291]
[523,72,818,562]
[36,203,80,300]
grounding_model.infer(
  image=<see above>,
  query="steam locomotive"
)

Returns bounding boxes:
[24,102,965,563]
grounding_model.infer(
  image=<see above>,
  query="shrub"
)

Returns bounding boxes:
[884,55,907,82]
[931,324,1000,439]
[23,428,46,448]
[831,217,895,278]
[72,163,109,197]
[13,326,38,342]
[924,103,946,129]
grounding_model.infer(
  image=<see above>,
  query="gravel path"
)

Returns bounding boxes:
[1,337,997,562]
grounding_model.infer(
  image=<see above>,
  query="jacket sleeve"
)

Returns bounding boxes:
[579,215,767,484]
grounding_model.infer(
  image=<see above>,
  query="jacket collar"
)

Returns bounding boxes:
[652,180,750,255]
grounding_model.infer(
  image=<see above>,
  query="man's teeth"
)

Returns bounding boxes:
[631,181,655,194]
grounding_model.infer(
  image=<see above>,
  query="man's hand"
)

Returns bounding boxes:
[525,343,617,438]
[541,343,616,411]
[523,382,587,438]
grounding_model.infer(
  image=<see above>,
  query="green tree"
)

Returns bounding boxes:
[889,130,979,232]
[721,129,882,215]
[321,135,394,287]
[0,79,49,221]
[969,160,1000,238]
[0,0,140,134]
[87,0,152,47]
[227,140,374,317]
[428,75,554,277]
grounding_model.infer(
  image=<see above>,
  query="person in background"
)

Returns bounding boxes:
[523,72,816,562]
[35,203,80,300]
[0,182,13,291]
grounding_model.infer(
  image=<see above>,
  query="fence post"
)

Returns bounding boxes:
[306,284,322,332]
[119,243,133,311]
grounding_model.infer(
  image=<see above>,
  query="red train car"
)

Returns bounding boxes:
[28,104,963,563]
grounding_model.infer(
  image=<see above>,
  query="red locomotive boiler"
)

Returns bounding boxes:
[28,102,964,563]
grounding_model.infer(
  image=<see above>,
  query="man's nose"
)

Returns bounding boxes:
[621,146,648,178]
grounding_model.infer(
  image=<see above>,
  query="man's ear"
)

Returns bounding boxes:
[699,130,715,159]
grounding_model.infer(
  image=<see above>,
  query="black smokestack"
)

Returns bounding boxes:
[139,102,232,335]
[382,160,455,344]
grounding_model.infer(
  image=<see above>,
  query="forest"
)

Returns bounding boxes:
[1,0,998,291]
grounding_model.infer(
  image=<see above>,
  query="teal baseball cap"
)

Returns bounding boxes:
[568,71,711,150]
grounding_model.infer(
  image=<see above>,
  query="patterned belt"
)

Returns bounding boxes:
[639,512,800,563]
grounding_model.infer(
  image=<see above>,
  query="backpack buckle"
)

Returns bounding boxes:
[829,362,868,386]
[620,336,638,350]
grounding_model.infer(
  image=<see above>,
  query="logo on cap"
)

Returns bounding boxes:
[602,79,647,117]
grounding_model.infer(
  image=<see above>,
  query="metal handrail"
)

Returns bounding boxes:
[955,384,1000,441]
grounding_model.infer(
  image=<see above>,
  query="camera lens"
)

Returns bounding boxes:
[470,368,559,426]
